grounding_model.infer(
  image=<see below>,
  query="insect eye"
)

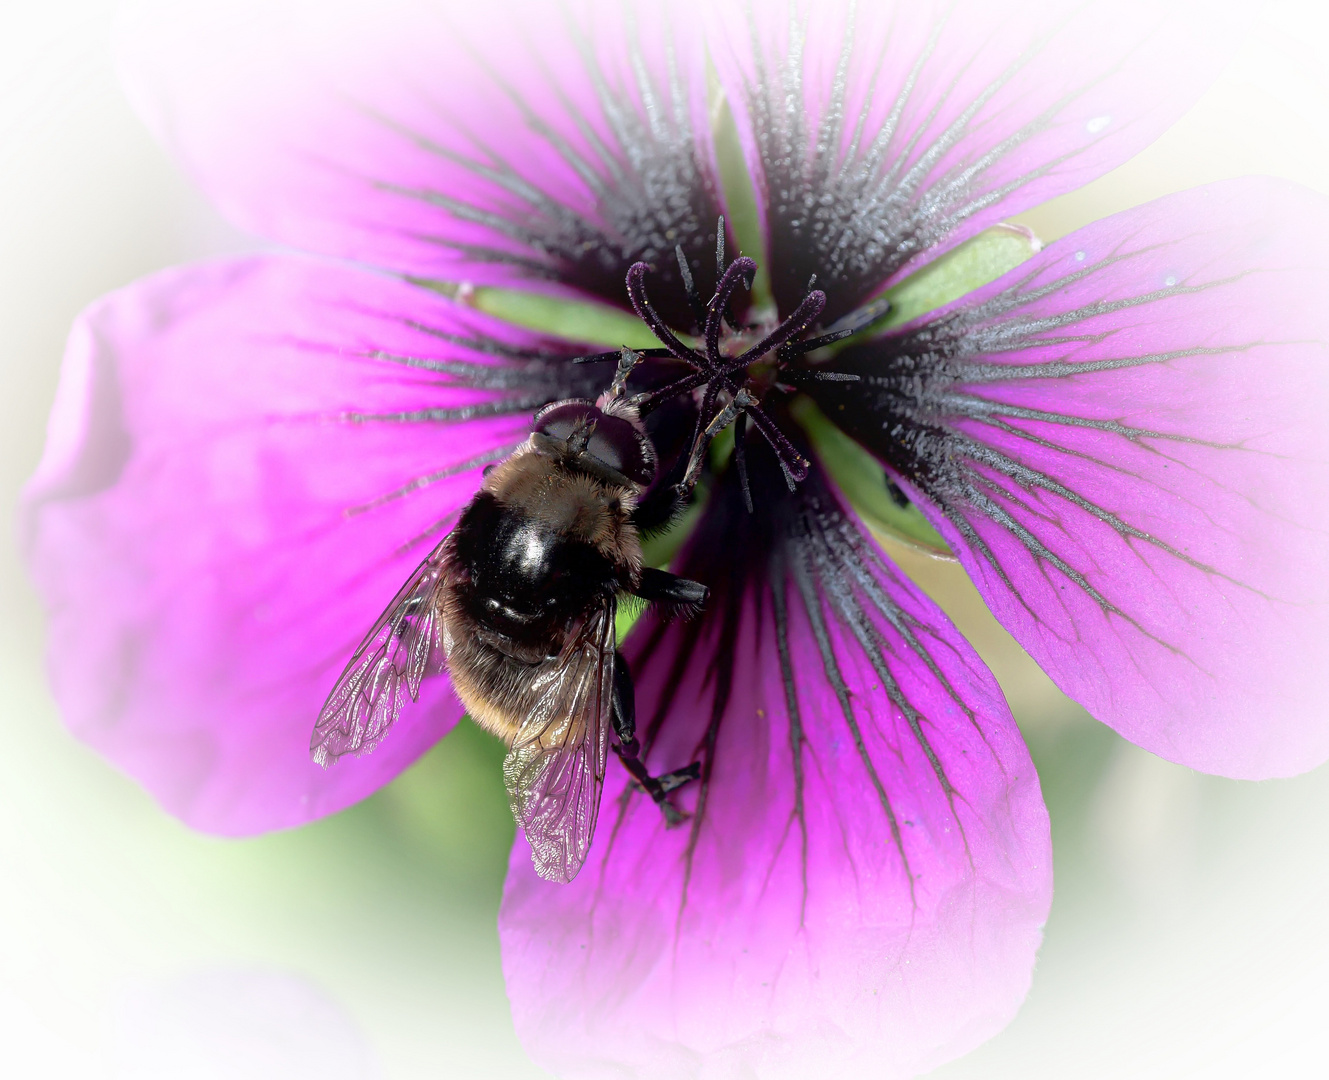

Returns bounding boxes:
[585,417,653,485]
[535,402,597,443]
[534,401,655,485]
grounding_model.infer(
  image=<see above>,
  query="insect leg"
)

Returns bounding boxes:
[678,387,754,496]
[634,567,708,609]
[607,346,644,400]
[610,650,700,825]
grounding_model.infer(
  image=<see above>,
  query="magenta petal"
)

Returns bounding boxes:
[897,178,1329,779]
[707,0,1239,320]
[116,0,725,318]
[498,467,1051,1078]
[22,255,555,834]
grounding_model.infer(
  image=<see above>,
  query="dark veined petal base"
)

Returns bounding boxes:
[710,0,1236,323]
[22,254,609,834]
[814,178,1329,779]
[499,444,1050,1079]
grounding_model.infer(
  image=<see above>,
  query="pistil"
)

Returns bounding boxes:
[574,229,862,509]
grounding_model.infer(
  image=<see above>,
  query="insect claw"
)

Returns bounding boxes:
[656,762,701,793]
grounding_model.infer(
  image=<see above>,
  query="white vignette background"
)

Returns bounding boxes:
[2,2,1328,1077]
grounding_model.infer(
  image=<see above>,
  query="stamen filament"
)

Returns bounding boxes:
[674,244,706,330]
[728,288,827,369]
[744,405,810,481]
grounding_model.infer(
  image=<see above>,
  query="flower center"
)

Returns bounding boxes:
[612,243,868,492]
[572,226,866,509]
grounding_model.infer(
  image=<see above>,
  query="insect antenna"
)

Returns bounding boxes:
[571,347,672,365]
[678,388,754,495]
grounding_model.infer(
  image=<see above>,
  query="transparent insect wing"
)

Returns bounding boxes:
[310,539,451,766]
[503,604,615,884]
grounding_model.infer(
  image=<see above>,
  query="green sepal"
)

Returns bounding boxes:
[410,279,660,349]
[875,224,1041,332]
[790,395,953,558]
[709,74,772,311]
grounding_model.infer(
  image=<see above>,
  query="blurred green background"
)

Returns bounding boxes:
[2,2,1328,1077]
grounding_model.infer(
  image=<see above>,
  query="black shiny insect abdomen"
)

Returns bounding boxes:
[449,492,620,654]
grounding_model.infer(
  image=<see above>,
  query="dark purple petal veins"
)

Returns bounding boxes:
[370,15,735,328]
[22,256,601,835]
[810,178,1329,777]
[499,433,1050,1076]
[119,0,740,322]
[718,0,1237,324]
[629,437,1022,910]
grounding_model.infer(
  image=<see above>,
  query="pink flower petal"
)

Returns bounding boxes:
[499,463,1051,1078]
[22,254,577,833]
[116,0,726,323]
[825,177,1329,779]
[707,0,1240,321]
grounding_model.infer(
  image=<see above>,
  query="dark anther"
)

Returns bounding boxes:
[714,216,742,331]
[821,294,892,338]
[777,367,861,386]
[734,410,754,514]
[714,216,726,287]
[778,326,858,359]
[571,349,618,365]
[887,479,910,509]
[675,244,706,331]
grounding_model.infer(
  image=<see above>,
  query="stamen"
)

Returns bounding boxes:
[778,326,858,358]
[726,288,827,370]
[778,367,862,384]
[733,411,754,514]
[714,216,741,331]
[821,294,892,338]
[675,244,706,330]
[744,406,810,482]
[778,460,799,493]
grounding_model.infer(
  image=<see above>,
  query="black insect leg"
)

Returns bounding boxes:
[678,387,754,496]
[610,650,700,826]
[634,567,708,614]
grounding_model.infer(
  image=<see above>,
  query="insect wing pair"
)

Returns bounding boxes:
[310,539,617,884]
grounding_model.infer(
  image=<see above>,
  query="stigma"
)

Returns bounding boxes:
[572,222,866,508]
